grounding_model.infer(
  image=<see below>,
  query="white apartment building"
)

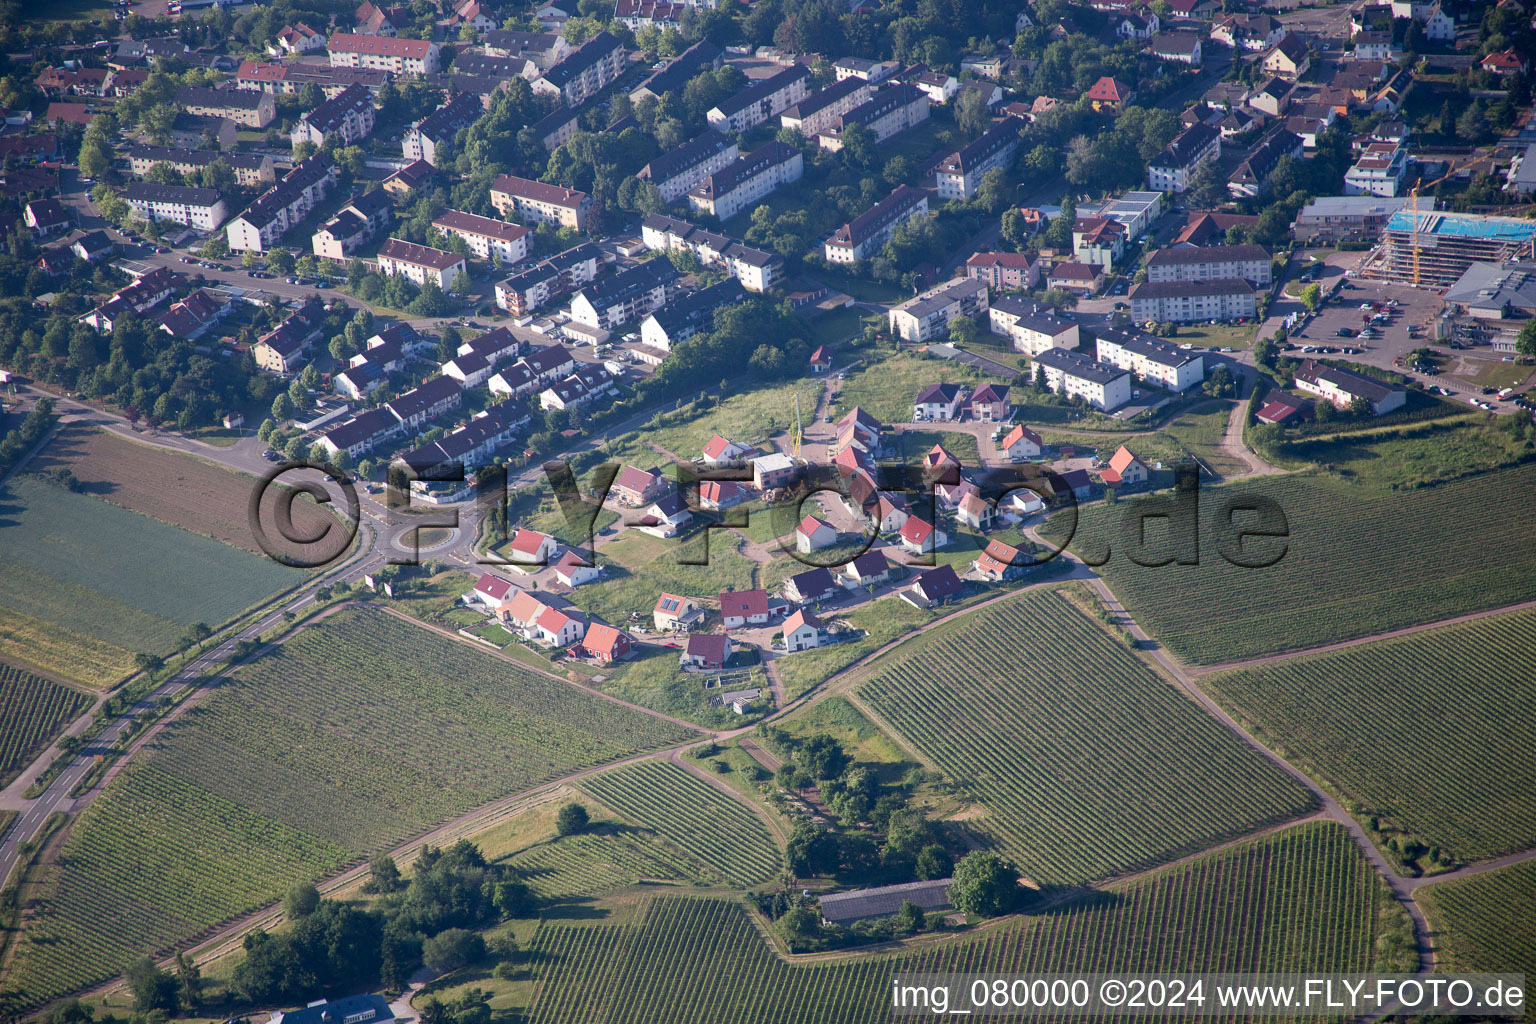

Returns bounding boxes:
[377,238,467,290]
[817,81,929,152]
[1128,278,1258,323]
[1344,141,1409,197]
[640,214,782,292]
[490,174,592,230]
[934,116,1024,200]
[531,31,624,106]
[432,210,532,264]
[291,83,375,148]
[887,277,989,343]
[987,295,1080,356]
[120,183,228,231]
[1145,243,1272,286]
[687,141,803,221]
[1094,326,1207,391]
[823,184,928,263]
[706,65,810,133]
[635,131,737,202]
[1031,348,1132,410]
[1147,121,1220,192]
[226,154,340,252]
[327,33,441,75]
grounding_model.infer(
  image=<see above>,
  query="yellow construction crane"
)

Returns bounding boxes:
[1409,164,1460,287]
[791,390,802,461]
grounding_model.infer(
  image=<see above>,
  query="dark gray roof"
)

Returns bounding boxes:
[819,878,954,924]
[119,182,224,207]
[1146,243,1271,267]
[540,31,621,89]
[632,39,721,97]
[1094,326,1200,369]
[1294,358,1400,403]
[1032,347,1129,385]
[1129,278,1255,299]
[711,65,808,118]
[639,130,733,184]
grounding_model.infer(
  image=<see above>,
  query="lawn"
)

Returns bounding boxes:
[892,428,980,467]
[856,588,1314,884]
[806,306,869,348]
[518,823,1411,1023]
[1456,357,1530,391]
[1043,464,1536,664]
[575,529,759,626]
[1419,860,1536,977]
[0,476,306,687]
[32,424,347,562]
[32,0,113,25]
[598,644,771,728]
[1201,606,1536,867]
[772,595,934,699]
[1164,323,1259,350]
[1268,416,1532,492]
[1159,401,1247,477]
[1,606,698,1007]
[832,352,1006,425]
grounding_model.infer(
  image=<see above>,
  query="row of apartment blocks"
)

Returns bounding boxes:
[175,85,276,128]
[291,83,376,149]
[495,242,602,316]
[817,81,930,153]
[490,174,593,230]
[687,140,804,221]
[226,153,340,252]
[636,130,737,203]
[823,184,928,263]
[640,214,782,292]
[887,277,989,343]
[124,145,275,188]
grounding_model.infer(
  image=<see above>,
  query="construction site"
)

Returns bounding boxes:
[1366,209,1536,287]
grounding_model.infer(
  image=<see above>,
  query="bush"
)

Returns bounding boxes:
[555,801,589,836]
[421,928,485,974]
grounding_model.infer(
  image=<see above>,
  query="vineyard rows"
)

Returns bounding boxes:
[1057,466,1536,663]
[506,829,707,901]
[859,591,1315,884]
[1419,860,1536,977]
[2,608,694,1008]
[1203,607,1536,862]
[523,822,1401,1023]
[3,766,350,1008]
[580,761,783,889]
[0,665,90,783]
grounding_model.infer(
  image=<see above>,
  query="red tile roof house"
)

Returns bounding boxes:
[966,383,1012,422]
[956,491,996,530]
[974,538,1028,581]
[1087,76,1136,111]
[612,464,667,505]
[506,528,557,565]
[494,590,586,646]
[924,442,961,475]
[1100,445,1149,489]
[581,622,633,662]
[553,549,602,587]
[696,479,749,510]
[701,433,754,468]
[1000,423,1043,461]
[899,516,948,555]
[653,592,705,631]
[796,514,838,554]
[900,564,964,608]
[680,632,732,670]
[472,571,517,607]
[719,588,775,629]
[808,345,834,373]
[782,608,822,652]
[871,492,909,534]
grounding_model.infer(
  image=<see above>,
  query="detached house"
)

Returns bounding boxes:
[974,538,1027,581]
[1100,445,1149,488]
[796,515,838,554]
[681,633,732,671]
[898,516,947,555]
[654,592,705,631]
[782,609,821,652]
[581,622,632,662]
[913,382,967,421]
[902,564,964,608]
[719,588,777,629]
[1000,423,1043,461]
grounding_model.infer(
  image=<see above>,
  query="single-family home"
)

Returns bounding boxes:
[473,571,516,607]
[1000,423,1043,461]
[553,550,602,587]
[782,609,821,652]
[719,588,775,629]
[636,492,692,538]
[681,633,732,670]
[581,622,633,662]
[956,492,996,531]
[974,538,1027,581]
[507,528,558,564]
[612,465,667,506]
[701,433,754,468]
[783,566,839,605]
[654,592,705,631]
[1101,445,1150,488]
[841,549,892,588]
[898,516,947,555]
[913,382,967,421]
[901,564,964,608]
[796,515,838,553]
[697,479,749,511]
[966,384,1012,423]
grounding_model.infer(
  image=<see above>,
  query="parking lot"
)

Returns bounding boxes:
[1285,262,1445,378]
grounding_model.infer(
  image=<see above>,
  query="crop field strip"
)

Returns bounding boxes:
[30,424,345,561]
[1201,607,1536,862]
[1418,860,1536,976]
[504,829,710,901]
[1044,466,1536,664]
[580,761,783,889]
[0,665,90,785]
[523,822,1398,1023]
[0,476,303,683]
[857,590,1315,885]
[1,607,696,1008]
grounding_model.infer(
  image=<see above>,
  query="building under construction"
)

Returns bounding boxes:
[1371,210,1536,288]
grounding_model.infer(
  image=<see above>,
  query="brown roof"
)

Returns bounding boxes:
[378,238,464,271]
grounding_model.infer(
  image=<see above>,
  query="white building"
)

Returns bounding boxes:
[1145,244,1272,286]
[1344,141,1409,197]
[824,184,928,263]
[490,174,592,230]
[640,214,782,292]
[377,238,467,290]
[1147,121,1220,192]
[934,116,1024,200]
[531,31,624,106]
[988,295,1080,356]
[326,33,441,76]
[291,83,375,148]
[1031,348,1132,410]
[1094,326,1206,392]
[1293,358,1406,414]
[1128,279,1257,323]
[888,277,988,343]
[687,141,803,222]
[120,183,228,231]
[635,130,737,202]
[706,65,810,133]
[226,154,339,252]
[432,210,531,264]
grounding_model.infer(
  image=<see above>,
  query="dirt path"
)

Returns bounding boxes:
[1402,845,1536,894]
[1188,598,1536,678]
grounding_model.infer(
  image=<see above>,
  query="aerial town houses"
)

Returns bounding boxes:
[327,33,442,76]
[291,83,376,149]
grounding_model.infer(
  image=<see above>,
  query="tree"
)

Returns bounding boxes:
[363,853,404,893]
[174,951,203,1011]
[785,822,838,876]
[242,249,262,269]
[271,392,295,421]
[555,802,589,836]
[267,248,296,276]
[284,882,320,919]
[1185,158,1228,211]
[775,906,820,948]
[492,879,537,918]
[948,315,977,346]
[125,955,179,1013]
[949,851,1020,917]
[1516,320,1536,358]
[1203,364,1236,398]
[1033,363,1049,393]
[955,86,991,137]
[895,899,926,933]
[1299,282,1322,310]
[135,652,164,674]
[914,843,953,880]
[422,928,485,974]
[1348,394,1373,416]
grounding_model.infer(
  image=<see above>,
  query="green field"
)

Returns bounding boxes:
[580,761,782,889]
[832,353,1005,425]
[1045,465,1536,664]
[1161,402,1247,478]
[1266,416,1531,492]
[0,477,304,685]
[1201,607,1536,864]
[505,826,714,902]
[522,822,1411,1023]
[858,590,1315,884]
[0,665,91,787]
[2,607,697,1007]
[1419,860,1536,977]
[602,379,825,467]
[576,530,759,627]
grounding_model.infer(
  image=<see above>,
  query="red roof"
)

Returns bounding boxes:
[509,529,552,555]
[328,32,436,58]
[1108,445,1144,475]
[976,538,1021,574]
[582,622,630,658]
[684,632,730,664]
[698,479,745,504]
[615,464,663,495]
[798,514,834,537]
[1087,76,1134,102]
[783,608,820,631]
[702,433,737,459]
[474,572,515,601]
[719,588,770,619]
[1100,468,1123,485]
[379,238,464,271]
[1002,423,1042,449]
[966,251,1035,268]
[900,517,934,544]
